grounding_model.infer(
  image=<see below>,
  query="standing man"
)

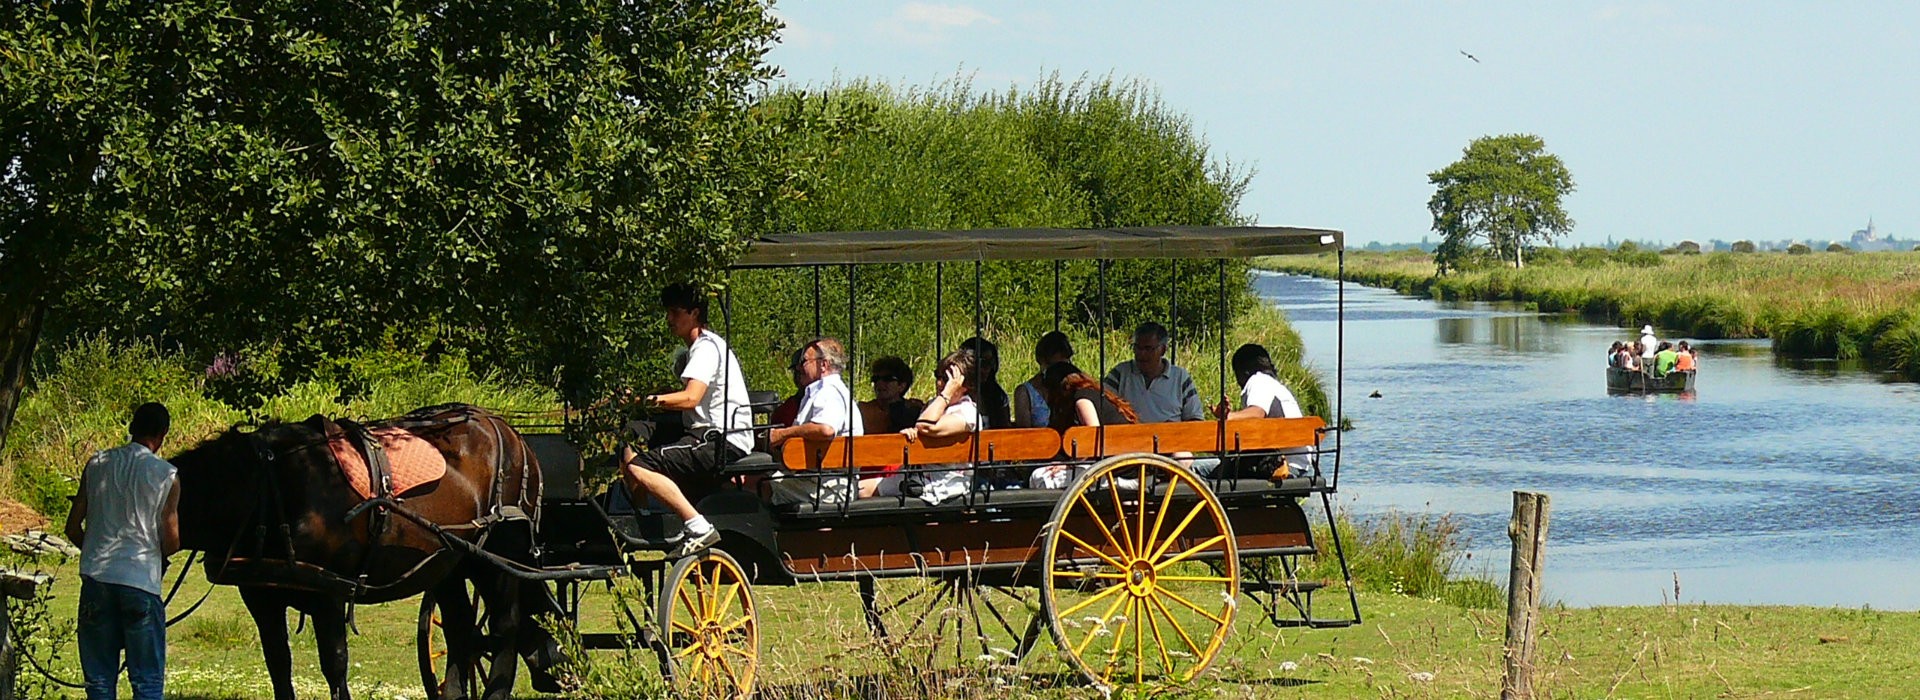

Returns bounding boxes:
[64,402,180,700]
[621,282,753,559]
[1103,322,1204,423]
[768,337,864,449]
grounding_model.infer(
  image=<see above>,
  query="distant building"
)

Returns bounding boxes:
[1851,218,1879,246]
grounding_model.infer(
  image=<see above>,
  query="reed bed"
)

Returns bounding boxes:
[1263,250,1920,378]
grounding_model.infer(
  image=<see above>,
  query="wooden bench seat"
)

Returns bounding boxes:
[779,428,1062,472]
[1060,416,1325,459]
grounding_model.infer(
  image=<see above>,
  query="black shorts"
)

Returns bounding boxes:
[635,433,747,492]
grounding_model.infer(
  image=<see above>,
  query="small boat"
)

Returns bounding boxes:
[1607,367,1696,394]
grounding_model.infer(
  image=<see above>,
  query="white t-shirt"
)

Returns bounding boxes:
[682,329,754,454]
[1241,372,1303,419]
[1640,332,1659,358]
[795,372,864,438]
[80,443,176,595]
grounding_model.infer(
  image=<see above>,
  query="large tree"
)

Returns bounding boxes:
[0,0,786,449]
[1427,134,1575,273]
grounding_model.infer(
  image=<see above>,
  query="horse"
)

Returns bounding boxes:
[172,403,560,700]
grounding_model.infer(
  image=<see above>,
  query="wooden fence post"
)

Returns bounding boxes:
[1501,491,1550,700]
[0,569,53,700]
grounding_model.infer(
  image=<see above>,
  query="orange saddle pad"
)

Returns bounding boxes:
[330,427,448,500]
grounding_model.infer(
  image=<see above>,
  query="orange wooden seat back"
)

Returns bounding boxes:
[1059,416,1326,460]
[780,428,1063,472]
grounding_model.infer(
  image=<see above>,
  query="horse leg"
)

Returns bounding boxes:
[477,570,522,700]
[308,599,354,700]
[430,574,478,700]
[240,587,298,700]
[518,583,568,693]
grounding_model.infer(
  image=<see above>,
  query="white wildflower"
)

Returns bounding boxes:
[1408,671,1435,683]
[1279,661,1299,672]
[1351,656,1373,665]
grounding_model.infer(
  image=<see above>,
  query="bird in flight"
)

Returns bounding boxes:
[1460,50,1480,63]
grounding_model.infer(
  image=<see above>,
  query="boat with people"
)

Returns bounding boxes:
[1606,328,1698,394]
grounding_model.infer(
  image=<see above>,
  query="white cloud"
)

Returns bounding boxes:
[876,2,1001,46]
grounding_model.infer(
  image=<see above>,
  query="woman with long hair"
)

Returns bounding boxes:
[1029,361,1138,489]
[861,350,980,502]
[1014,331,1075,428]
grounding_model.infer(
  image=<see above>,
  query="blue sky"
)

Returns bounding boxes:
[767,2,1917,246]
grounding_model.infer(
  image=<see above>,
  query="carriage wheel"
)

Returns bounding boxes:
[418,579,493,700]
[859,574,1039,672]
[657,549,759,699]
[1041,453,1238,691]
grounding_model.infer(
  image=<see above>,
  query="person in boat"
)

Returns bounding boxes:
[1621,342,1644,372]
[1652,341,1679,378]
[1639,325,1659,362]
[1029,361,1139,489]
[858,356,925,433]
[957,337,1013,429]
[1104,321,1204,423]
[873,350,981,503]
[1193,344,1314,479]
[1675,341,1697,372]
[1607,341,1625,368]
[767,338,864,450]
[621,282,753,559]
[1014,330,1075,428]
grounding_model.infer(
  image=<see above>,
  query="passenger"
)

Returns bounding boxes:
[1639,325,1659,361]
[1621,342,1643,372]
[1196,344,1313,478]
[869,351,979,503]
[770,346,805,428]
[1607,341,1624,368]
[620,282,753,559]
[1103,322,1203,423]
[1014,331,1075,428]
[1030,361,1137,489]
[1675,341,1697,372]
[858,356,925,433]
[767,338,864,450]
[1653,341,1678,377]
[958,337,1013,429]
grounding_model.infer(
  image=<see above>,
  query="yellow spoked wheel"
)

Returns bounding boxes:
[418,580,491,700]
[657,549,758,699]
[1041,453,1238,691]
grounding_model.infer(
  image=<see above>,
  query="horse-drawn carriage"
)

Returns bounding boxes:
[174,226,1360,700]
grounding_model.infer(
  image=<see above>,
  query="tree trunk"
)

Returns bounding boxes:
[0,279,50,457]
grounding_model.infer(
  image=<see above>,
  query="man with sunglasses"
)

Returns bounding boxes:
[1102,321,1204,423]
[766,337,864,449]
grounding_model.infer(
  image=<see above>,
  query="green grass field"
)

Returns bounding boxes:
[10,554,1919,699]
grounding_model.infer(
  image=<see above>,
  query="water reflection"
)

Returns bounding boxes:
[1258,271,1920,609]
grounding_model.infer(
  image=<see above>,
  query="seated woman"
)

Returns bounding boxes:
[1029,361,1138,488]
[859,356,925,432]
[1607,341,1624,368]
[1675,341,1697,372]
[1014,331,1075,428]
[1195,344,1313,479]
[861,351,979,503]
[958,337,1013,430]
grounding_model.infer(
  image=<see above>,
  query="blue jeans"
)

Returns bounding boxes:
[77,576,165,700]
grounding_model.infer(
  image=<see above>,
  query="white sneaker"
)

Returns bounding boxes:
[668,529,721,559]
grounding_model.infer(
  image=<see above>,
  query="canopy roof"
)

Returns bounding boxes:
[732,225,1341,268]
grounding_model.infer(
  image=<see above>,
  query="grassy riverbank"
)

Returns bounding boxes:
[6,549,1917,699]
[1263,250,1920,378]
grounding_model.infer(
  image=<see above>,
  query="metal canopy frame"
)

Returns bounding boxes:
[731,225,1342,269]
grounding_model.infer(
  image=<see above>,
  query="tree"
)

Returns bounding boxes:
[1732,240,1758,253]
[0,0,786,449]
[1427,134,1576,273]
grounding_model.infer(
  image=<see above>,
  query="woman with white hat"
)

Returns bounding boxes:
[1639,325,1659,360]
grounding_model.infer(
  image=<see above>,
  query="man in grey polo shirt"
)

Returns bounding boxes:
[1102,322,1204,423]
[64,402,181,700]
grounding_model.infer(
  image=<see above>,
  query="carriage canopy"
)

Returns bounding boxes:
[732,225,1343,268]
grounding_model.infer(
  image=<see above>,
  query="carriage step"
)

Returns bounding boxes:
[1265,618,1358,629]
[1241,580,1326,594]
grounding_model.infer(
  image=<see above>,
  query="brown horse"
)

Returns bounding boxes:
[173,403,554,700]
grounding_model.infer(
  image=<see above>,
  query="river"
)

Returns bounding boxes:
[1261,272,1920,608]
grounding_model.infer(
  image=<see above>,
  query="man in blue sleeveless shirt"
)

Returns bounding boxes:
[63,402,181,700]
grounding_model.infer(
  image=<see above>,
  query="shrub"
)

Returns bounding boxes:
[1731,240,1758,253]
[1672,240,1701,254]
[1826,242,1849,253]
[1787,243,1812,255]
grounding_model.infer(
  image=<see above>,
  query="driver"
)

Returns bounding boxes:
[620,282,753,559]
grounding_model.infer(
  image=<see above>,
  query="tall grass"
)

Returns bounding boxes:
[1265,250,1920,377]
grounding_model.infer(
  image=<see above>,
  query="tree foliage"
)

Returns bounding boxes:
[722,77,1256,391]
[1,0,787,443]
[1428,134,1575,273]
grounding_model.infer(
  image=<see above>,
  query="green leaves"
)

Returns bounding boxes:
[1427,134,1576,273]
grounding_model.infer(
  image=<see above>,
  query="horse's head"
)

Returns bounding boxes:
[171,420,311,553]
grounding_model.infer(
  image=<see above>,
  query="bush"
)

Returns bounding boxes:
[1788,243,1812,255]
[1826,242,1849,253]
[1731,240,1758,253]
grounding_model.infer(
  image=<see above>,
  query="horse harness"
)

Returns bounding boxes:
[212,405,534,603]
